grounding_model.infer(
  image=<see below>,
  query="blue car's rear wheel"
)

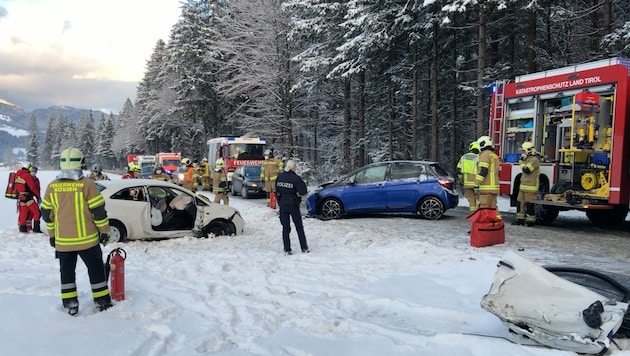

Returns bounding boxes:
[417,196,444,220]
[320,198,343,219]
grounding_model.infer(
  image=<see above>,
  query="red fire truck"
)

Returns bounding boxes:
[488,57,630,225]
[207,135,267,181]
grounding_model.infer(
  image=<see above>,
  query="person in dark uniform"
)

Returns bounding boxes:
[275,160,309,255]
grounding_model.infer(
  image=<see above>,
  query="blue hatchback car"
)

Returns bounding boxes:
[306,160,459,220]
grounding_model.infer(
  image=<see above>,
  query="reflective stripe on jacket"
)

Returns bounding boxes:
[212,169,228,193]
[40,177,109,252]
[261,158,283,181]
[457,152,479,187]
[519,155,540,192]
[475,150,500,194]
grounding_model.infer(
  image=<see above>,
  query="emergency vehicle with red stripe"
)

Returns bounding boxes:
[488,57,630,225]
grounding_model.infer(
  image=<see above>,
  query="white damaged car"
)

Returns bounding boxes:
[96,179,244,241]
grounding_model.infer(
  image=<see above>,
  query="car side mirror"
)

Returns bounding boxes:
[348,177,356,185]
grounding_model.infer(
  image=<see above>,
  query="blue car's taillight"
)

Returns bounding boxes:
[437,178,453,190]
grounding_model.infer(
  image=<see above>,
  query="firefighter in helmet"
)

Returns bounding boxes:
[475,136,501,219]
[513,141,540,226]
[212,158,229,205]
[260,149,283,206]
[457,141,480,212]
[198,157,211,191]
[40,147,112,315]
[150,164,172,182]
[88,163,110,181]
[181,158,197,191]
[122,163,140,179]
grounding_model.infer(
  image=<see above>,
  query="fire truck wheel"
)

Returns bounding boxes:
[417,196,444,220]
[109,221,127,243]
[586,205,629,226]
[320,198,343,219]
[535,205,559,226]
[551,181,574,195]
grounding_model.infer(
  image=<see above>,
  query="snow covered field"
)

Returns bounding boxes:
[0,169,628,356]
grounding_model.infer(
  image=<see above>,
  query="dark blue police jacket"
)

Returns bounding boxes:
[275,170,307,206]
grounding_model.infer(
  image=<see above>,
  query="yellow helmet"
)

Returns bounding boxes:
[215,158,225,168]
[181,158,191,166]
[468,141,480,152]
[60,147,84,170]
[521,141,535,155]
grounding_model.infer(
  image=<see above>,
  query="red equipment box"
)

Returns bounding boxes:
[574,92,599,106]
[470,220,505,247]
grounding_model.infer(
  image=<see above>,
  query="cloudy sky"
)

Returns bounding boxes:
[0,0,181,113]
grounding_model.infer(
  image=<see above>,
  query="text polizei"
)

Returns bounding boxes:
[276,182,294,189]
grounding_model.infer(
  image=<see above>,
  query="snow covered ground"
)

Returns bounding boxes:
[0,169,628,356]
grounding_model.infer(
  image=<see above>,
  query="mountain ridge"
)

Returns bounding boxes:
[0,98,111,135]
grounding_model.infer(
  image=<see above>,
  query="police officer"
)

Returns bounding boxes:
[40,147,112,316]
[275,160,309,255]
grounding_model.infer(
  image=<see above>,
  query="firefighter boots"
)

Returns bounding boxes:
[18,225,27,233]
[33,221,42,233]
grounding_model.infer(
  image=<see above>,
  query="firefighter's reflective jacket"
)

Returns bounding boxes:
[456,152,479,188]
[40,176,109,252]
[475,149,500,194]
[519,155,540,192]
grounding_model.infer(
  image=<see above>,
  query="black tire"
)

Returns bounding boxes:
[241,186,249,199]
[320,198,343,219]
[417,196,444,220]
[586,204,629,226]
[109,220,127,242]
[535,181,572,225]
[203,220,234,237]
[551,181,574,195]
[535,205,559,226]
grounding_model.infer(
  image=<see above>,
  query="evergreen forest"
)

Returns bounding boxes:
[30,0,630,183]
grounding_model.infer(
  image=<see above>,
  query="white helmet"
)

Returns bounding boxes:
[477,136,494,150]
[59,147,84,170]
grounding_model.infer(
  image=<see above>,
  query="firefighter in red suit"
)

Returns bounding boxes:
[15,164,42,233]
[25,166,42,232]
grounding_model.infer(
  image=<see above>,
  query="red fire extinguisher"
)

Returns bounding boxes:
[105,248,126,301]
[270,192,277,210]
